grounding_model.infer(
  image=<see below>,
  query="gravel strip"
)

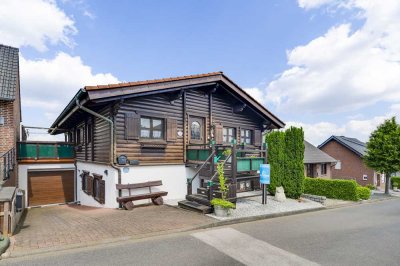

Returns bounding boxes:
[207,196,323,221]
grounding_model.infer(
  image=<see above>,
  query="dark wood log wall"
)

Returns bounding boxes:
[93,107,111,163]
[69,85,266,165]
[115,94,184,164]
[185,90,210,144]
[212,89,264,145]
[73,107,111,163]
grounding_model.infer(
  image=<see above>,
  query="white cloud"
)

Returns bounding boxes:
[289,114,390,146]
[298,0,338,10]
[266,0,400,114]
[244,87,265,103]
[20,52,119,121]
[83,10,96,20]
[0,0,77,51]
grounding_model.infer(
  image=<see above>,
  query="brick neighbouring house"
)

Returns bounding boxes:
[0,44,21,185]
[318,136,384,188]
[304,140,337,178]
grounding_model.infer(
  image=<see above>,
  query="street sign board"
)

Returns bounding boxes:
[260,164,270,184]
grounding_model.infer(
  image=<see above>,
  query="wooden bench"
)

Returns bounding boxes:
[116,180,168,210]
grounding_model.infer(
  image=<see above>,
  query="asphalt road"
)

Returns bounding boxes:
[2,198,400,266]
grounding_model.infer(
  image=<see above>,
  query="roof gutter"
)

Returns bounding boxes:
[75,99,122,207]
[49,89,87,135]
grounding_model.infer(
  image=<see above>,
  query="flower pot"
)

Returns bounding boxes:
[214,205,229,217]
[394,186,398,191]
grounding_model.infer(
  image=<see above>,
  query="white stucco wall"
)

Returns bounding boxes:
[20,161,198,209]
[76,161,119,208]
[120,164,190,205]
[18,163,75,207]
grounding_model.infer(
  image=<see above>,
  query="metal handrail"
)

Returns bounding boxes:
[210,153,232,182]
[1,147,15,181]
[187,150,216,185]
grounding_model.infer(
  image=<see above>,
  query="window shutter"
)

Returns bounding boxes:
[166,118,177,141]
[81,174,85,191]
[87,175,93,196]
[81,171,89,192]
[215,124,223,144]
[125,112,140,140]
[99,180,106,204]
[254,129,262,147]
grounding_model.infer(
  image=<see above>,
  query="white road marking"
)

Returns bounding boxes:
[192,227,319,266]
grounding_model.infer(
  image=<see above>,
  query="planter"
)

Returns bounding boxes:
[214,205,230,217]
[394,187,398,191]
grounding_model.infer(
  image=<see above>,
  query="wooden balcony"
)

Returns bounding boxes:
[186,143,267,173]
[17,142,75,164]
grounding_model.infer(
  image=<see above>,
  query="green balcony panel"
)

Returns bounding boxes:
[18,143,37,159]
[58,145,74,158]
[251,158,264,171]
[237,158,251,172]
[38,145,57,158]
[186,149,211,161]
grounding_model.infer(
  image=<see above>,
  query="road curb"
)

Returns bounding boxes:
[325,195,398,209]
[192,206,327,230]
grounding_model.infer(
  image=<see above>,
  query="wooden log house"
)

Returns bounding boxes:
[49,72,285,210]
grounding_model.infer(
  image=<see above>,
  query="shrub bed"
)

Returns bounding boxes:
[391,177,400,187]
[357,186,371,200]
[303,177,359,201]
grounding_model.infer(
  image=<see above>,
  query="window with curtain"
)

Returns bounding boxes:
[140,117,164,139]
[240,129,253,144]
[223,127,236,143]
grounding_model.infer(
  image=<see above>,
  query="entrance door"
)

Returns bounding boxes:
[377,174,381,187]
[189,116,205,143]
[28,170,74,206]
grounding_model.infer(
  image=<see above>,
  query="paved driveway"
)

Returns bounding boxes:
[8,204,213,257]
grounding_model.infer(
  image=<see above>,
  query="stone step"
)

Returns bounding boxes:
[186,194,211,206]
[178,200,212,214]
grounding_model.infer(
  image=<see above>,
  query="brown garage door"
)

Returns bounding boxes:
[28,170,74,206]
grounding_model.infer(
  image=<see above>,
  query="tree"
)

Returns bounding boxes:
[364,117,400,194]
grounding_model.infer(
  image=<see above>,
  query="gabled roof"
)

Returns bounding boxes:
[50,72,285,133]
[85,72,222,91]
[304,140,337,164]
[0,44,19,101]
[318,136,367,157]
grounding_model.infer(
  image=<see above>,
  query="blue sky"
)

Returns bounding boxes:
[1,0,399,144]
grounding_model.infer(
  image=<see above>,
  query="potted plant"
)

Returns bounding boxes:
[211,160,235,217]
[393,182,398,191]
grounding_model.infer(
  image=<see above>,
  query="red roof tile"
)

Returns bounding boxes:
[84,72,223,91]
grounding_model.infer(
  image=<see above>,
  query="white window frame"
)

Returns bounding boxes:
[335,161,341,170]
[363,174,368,180]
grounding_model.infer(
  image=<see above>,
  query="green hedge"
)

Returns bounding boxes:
[391,177,400,187]
[303,178,359,201]
[265,127,304,199]
[357,186,371,200]
[283,127,305,198]
[265,131,286,196]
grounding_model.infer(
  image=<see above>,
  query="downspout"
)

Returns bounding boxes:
[75,99,122,208]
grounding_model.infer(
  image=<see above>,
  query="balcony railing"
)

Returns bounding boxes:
[186,143,267,173]
[1,147,15,180]
[17,142,75,162]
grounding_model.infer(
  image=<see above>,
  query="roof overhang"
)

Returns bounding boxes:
[318,136,364,157]
[49,72,285,134]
